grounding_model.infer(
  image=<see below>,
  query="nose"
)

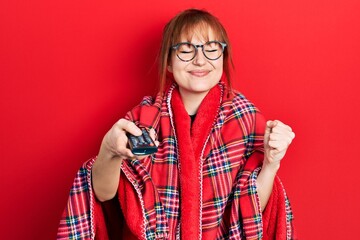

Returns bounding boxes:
[192,46,206,66]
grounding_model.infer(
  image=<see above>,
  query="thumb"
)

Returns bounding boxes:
[264,120,277,145]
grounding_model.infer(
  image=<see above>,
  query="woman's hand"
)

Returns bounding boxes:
[263,120,295,171]
[257,120,295,210]
[93,118,158,201]
[98,119,141,162]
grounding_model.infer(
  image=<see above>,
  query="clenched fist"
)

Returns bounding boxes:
[263,120,295,170]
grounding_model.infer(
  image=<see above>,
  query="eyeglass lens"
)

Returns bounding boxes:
[176,42,224,61]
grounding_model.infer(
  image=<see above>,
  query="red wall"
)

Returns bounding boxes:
[1,0,359,239]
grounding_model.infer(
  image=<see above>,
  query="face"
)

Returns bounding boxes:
[167,28,224,100]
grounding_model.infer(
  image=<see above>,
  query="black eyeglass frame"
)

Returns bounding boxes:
[171,40,227,62]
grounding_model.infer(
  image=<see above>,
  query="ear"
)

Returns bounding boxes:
[167,64,173,73]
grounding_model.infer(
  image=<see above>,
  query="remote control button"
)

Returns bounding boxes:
[144,136,151,144]
[130,136,138,147]
[142,130,152,143]
[138,135,145,144]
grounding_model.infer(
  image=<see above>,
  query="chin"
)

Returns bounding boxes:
[191,86,216,94]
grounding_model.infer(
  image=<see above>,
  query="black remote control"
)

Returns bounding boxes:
[127,128,158,155]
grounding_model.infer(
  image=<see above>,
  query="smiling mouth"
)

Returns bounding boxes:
[189,70,210,77]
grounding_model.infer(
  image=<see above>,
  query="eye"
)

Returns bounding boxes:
[204,42,221,51]
[205,49,218,53]
[178,43,194,52]
[179,50,194,54]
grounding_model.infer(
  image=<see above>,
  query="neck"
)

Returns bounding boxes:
[178,89,209,115]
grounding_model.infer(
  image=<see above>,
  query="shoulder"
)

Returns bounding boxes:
[221,90,260,116]
[139,95,155,106]
[220,89,267,132]
[126,92,164,128]
[136,92,164,108]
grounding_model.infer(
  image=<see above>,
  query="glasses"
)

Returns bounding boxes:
[171,41,227,62]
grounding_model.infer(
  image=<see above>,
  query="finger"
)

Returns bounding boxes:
[271,120,293,133]
[271,127,294,138]
[266,120,278,133]
[291,131,295,139]
[268,140,290,152]
[116,119,142,136]
[148,128,160,147]
[270,126,295,142]
[269,132,295,143]
[112,131,135,158]
[268,137,294,151]
[114,146,135,159]
[149,128,157,141]
[264,120,277,144]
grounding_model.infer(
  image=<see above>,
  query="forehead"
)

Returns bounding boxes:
[176,22,222,43]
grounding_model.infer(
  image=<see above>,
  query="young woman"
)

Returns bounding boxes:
[58,9,296,240]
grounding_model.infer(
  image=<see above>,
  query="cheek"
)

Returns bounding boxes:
[208,55,224,69]
[170,59,188,74]
[217,57,224,68]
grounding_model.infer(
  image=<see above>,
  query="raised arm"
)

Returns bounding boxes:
[256,120,295,211]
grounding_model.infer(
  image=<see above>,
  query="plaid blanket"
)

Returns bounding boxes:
[57,82,295,239]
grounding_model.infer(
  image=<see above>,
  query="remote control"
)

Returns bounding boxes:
[127,128,158,155]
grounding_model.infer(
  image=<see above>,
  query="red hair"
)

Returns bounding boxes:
[158,9,234,93]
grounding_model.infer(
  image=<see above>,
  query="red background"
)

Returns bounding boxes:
[1,0,359,239]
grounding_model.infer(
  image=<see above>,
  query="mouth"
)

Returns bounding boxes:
[188,70,210,77]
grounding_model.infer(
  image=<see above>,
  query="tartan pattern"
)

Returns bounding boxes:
[57,159,95,240]
[280,176,296,240]
[57,82,295,239]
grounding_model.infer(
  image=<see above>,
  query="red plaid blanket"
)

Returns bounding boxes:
[57,82,295,239]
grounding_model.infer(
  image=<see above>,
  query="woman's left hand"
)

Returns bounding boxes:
[263,120,295,170]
